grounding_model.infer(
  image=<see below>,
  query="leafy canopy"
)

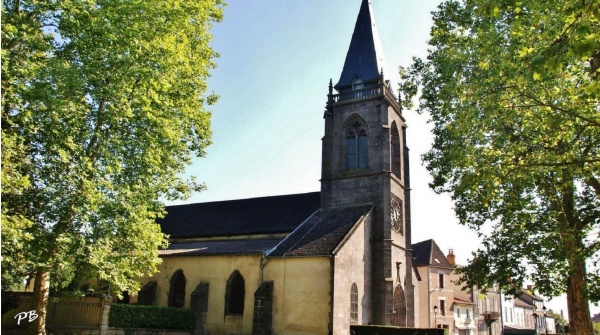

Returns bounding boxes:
[400,0,599,323]
[1,0,224,294]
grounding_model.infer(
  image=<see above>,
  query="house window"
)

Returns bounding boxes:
[225,270,245,315]
[457,307,461,318]
[168,270,186,308]
[439,274,444,289]
[467,308,471,319]
[350,283,358,323]
[440,299,446,316]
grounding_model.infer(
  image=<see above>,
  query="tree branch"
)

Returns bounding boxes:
[514,86,600,128]
[587,176,600,197]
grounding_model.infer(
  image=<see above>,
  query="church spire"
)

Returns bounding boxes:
[334,0,388,92]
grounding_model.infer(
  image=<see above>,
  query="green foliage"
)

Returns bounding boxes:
[109,304,195,330]
[400,0,598,333]
[350,325,444,335]
[594,322,600,335]
[1,0,224,296]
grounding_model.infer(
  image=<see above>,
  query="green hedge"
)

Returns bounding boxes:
[351,325,445,335]
[109,304,195,330]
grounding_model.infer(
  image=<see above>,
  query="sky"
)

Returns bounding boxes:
[170,0,598,318]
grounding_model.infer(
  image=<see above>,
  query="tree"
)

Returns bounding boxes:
[1,0,224,334]
[399,0,599,334]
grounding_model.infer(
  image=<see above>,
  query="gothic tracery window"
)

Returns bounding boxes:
[344,115,368,170]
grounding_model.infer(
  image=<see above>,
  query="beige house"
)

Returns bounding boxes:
[130,1,421,334]
[452,297,476,335]
[413,239,455,332]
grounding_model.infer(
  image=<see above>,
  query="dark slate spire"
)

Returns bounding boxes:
[335,0,387,92]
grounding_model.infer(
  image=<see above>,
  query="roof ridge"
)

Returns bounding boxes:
[166,191,320,207]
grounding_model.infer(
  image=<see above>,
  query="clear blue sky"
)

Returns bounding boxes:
[171,0,596,318]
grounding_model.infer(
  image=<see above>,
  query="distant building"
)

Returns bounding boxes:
[520,288,548,333]
[453,297,476,335]
[413,239,455,332]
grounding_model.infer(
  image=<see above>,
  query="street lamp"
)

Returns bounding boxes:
[543,306,548,335]
[433,305,438,328]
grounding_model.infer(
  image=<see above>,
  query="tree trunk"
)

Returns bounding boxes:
[559,174,594,335]
[31,267,50,335]
[566,256,594,335]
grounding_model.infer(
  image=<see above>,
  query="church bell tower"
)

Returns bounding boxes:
[320,0,415,326]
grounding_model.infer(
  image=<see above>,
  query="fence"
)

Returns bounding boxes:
[1,292,106,332]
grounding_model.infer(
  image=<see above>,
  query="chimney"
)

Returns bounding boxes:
[527,285,534,291]
[447,249,456,266]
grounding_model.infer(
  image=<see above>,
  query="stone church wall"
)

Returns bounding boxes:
[135,254,263,335]
[331,213,373,335]
[263,257,331,335]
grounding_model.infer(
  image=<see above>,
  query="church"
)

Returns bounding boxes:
[132,1,422,334]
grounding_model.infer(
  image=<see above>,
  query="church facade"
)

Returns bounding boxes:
[132,1,420,334]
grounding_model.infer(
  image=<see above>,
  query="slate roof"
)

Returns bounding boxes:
[158,192,321,238]
[268,204,372,257]
[335,0,387,91]
[453,297,475,305]
[514,297,533,309]
[412,239,454,269]
[520,288,544,301]
[160,238,282,256]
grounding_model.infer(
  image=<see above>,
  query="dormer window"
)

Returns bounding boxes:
[352,77,364,90]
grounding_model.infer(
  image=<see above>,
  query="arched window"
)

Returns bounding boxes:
[344,115,368,170]
[390,122,401,178]
[350,283,358,323]
[138,281,157,305]
[168,270,186,308]
[225,270,245,315]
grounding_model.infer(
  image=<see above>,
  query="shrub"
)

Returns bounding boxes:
[109,304,195,330]
[351,325,444,335]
